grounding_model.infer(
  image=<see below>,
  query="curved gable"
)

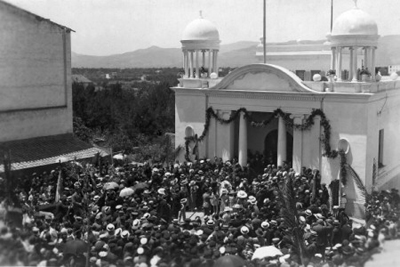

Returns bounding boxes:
[212,64,318,93]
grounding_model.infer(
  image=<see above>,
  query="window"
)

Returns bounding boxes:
[295,70,305,81]
[378,129,384,168]
[185,126,194,138]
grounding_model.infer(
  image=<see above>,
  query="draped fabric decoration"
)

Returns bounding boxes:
[339,150,347,186]
[184,107,338,162]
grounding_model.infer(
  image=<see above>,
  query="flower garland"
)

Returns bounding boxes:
[339,149,347,186]
[184,107,338,161]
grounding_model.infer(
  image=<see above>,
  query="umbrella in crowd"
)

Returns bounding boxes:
[112,153,124,160]
[132,182,148,191]
[63,239,89,256]
[213,255,246,267]
[119,187,134,197]
[103,181,119,190]
[252,246,283,260]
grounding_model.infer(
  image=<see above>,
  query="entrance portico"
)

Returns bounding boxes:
[194,64,325,172]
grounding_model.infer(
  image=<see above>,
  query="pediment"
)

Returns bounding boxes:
[212,64,317,93]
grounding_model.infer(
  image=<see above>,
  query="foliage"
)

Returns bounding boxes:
[184,107,338,162]
[344,163,368,200]
[278,175,306,263]
[327,69,336,75]
[73,116,93,143]
[72,69,177,155]
[131,135,175,164]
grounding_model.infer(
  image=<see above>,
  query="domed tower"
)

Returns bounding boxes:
[327,1,379,82]
[180,12,220,86]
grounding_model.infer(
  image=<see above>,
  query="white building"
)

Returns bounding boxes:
[0,1,106,173]
[173,4,400,218]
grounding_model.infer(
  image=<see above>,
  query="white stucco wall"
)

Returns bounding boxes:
[368,89,400,190]
[0,3,73,142]
[174,90,207,162]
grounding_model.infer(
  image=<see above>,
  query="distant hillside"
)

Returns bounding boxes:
[72,46,182,68]
[72,36,400,68]
[72,41,258,68]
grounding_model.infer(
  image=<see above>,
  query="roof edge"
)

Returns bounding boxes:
[0,0,75,32]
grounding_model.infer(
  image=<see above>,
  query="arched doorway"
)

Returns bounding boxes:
[264,130,293,166]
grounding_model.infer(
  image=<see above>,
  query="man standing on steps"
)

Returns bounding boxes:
[202,187,212,216]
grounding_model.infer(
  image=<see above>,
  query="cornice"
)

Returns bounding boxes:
[205,90,323,102]
[172,86,374,103]
[211,63,325,94]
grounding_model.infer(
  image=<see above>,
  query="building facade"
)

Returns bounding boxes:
[0,1,107,172]
[173,6,400,218]
[0,0,73,142]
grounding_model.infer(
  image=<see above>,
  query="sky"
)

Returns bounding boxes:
[5,0,400,56]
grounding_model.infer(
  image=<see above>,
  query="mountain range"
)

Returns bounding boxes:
[72,36,400,68]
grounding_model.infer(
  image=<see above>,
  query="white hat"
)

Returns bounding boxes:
[106,224,115,231]
[261,221,270,229]
[241,226,249,235]
[121,230,130,238]
[237,190,248,199]
[248,196,257,204]
[132,219,141,229]
[137,247,144,255]
[157,188,166,195]
[140,237,148,245]
[114,228,122,236]
[99,251,108,258]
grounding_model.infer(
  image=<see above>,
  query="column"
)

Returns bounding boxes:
[195,50,200,78]
[337,47,343,82]
[190,51,194,78]
[238,111,247,167]
[202,50,206,68]
[371,47,376,81]
[217,110,234,163]
[207,110,217,159]
[352,46,358,82]
[330,47,336,70]
[183,50,188,78]
[310,115,321,170]
[364,47,369,71]
[208,50,212,77]
[214,50,219,77]
[349,48,353,81]
[277,116,287,167]
[291,115,304,173]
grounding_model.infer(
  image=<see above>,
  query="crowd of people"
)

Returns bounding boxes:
[0,157,399,267]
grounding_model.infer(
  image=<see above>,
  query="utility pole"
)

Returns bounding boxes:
[330,0,333,32]
[263,0,267,63]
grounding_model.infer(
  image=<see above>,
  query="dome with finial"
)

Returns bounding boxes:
[182,12,220,42]
[327,1,379,47]
[332,8,378,36]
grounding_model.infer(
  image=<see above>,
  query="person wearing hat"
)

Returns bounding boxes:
[312,218,329,256]
[188,180,199,212]
[70,182,85,217]
[178,198,188,222]
[202,187,212,216]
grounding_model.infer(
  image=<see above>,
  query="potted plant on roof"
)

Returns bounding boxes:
[360,68,371,82]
